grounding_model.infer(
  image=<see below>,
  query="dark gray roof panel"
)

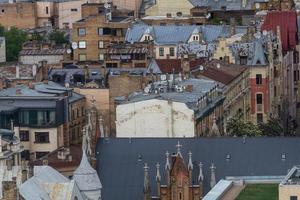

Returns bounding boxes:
[96,137,300,200]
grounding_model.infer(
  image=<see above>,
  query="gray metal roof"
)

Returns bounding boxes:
[96,137,300,200]
[125,24,248,45]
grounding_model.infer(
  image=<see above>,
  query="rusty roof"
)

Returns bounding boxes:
[19,49,66,56]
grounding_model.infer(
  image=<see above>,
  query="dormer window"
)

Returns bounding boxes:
[193,35,199,41]
[145,35,151,41]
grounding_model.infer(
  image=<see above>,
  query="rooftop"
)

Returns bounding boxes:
[236,184,278,200]
[126,24,248,45]
[96,137,300,200]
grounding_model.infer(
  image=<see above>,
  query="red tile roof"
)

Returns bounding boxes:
[261,11,298,52]
[154,59,206,73]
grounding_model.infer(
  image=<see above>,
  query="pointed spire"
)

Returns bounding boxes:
[165,151,171,186]
[143,163,151,199]
[156,163,161,182]
[210,163,216,189]
[188,151,193,170]
[198,162,204,182]
[165,151,170,171]
[176,141,182,157]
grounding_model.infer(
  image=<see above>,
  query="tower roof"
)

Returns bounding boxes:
[73,151,102,191]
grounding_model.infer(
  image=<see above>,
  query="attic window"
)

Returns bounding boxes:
[193,35,199,41]
[144,35,151,41]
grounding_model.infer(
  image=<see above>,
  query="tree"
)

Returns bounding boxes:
[258,117,283,136]
[31,31,44,42]
[4,27,27,61]
[226,117,262,137]
[48,30,69,45]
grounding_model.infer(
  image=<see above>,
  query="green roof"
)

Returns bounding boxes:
[236,184,278,200]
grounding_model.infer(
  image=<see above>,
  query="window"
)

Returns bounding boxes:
[1,9,4,13]
[169,47,175,57]
[21,150,30,160]
[78,41,86,49]
[78,28,86,36]
[159,47,164,57]
[35,132,49,143]
[79,54,87,61]
[98,28,103,35]
[274,86,277,97]
[99,54,104,60]
[36,152,49,159]
[98,41,104,49]
[240,56,247,65]
[256,74,262,85]
[193,35,199,41]
[290,196,298,200]
[257,113,263,124]
[20,130,29,141]
[256,93,263,104]
[71,8,78,12]
[46,7,49,14]
[294,70,299,81]
[144,35,151,41]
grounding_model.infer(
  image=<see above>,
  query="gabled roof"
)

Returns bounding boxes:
[96,137,300,200]
[19,166,83,200]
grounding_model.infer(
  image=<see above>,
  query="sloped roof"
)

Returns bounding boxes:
[73,151,102,191]
[19,166,83,200]
[96,137,300,200]
[261,11,298,52]
[126,24,248,45]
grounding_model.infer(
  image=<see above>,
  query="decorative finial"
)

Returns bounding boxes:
[198,162,204,182]
[188,151,193,170]
[176,141,182,156]
[143,163,150,194]
[210,163,216,188]
[165,151,170,170]
[156,162,161,182]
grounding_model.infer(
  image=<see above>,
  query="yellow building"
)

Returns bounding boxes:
[145,0,193,16]
[279,166,300,200]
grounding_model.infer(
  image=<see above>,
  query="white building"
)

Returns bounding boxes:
[116,78,223,138]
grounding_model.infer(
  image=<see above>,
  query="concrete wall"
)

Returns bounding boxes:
[116,99,194,137]
[279,185,300,200]
[145,0,193,16]
[19,55,64,65]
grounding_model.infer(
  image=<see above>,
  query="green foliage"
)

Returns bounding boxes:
[236,184,278,200]
[31,31,44,42]
[226,117,262,137]
[4,27,27,62]
[258,117,283,136]
[48,30,69,45]
[226,117,283,137]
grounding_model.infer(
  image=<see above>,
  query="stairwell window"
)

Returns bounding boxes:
[256,74,262,85]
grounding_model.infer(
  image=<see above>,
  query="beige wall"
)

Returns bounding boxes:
[57,0,84,29]
[155,45,177,59]
[213,38,235,63]
[14,126,64,156]
[279,185,300,200]
[145,0,193,16]
[36,2,54,27]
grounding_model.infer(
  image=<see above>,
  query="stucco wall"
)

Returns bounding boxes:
[279,185,300,200]
[145,0,193,16]
[116,99,194,137]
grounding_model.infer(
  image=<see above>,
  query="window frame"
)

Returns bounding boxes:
[78,28,86,36]
[34,132,50,144]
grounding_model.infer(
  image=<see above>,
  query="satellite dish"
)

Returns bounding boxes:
[67,49,72,54]
[199,65,204,71]
[160,74,166,81]
[72,42,78,49]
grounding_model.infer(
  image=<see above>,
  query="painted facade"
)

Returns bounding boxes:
[145,0,193,16]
